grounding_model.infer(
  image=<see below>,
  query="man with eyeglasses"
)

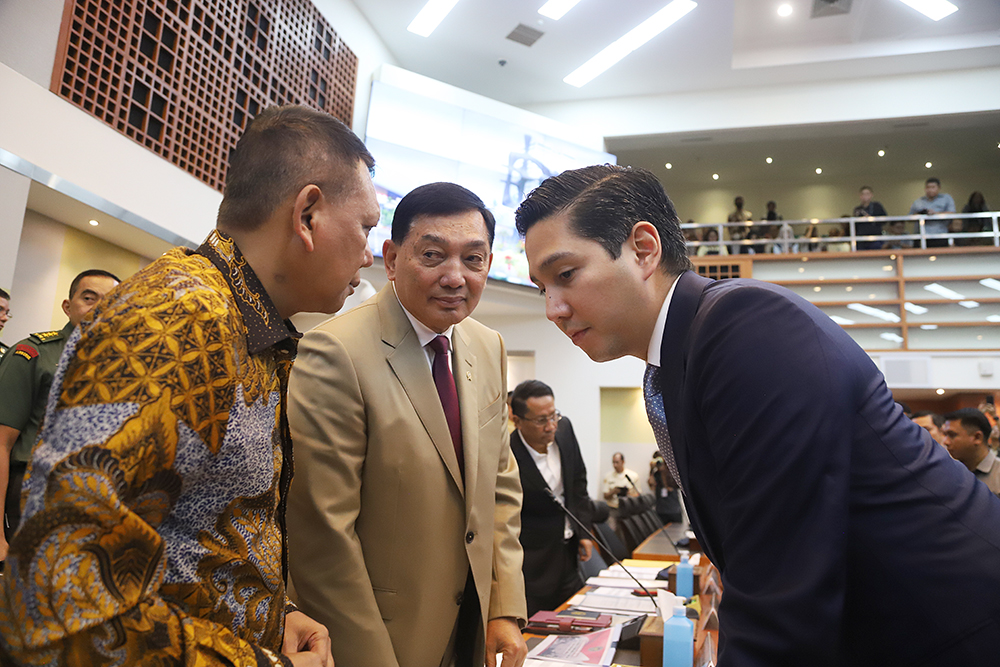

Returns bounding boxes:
[509,379,594,616]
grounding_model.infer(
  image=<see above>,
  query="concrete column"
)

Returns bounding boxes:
[0,165,30,293]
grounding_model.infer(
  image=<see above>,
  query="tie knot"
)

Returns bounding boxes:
[428,335,450,356]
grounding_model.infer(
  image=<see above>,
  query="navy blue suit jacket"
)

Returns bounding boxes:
[511,418,592,598]
[658,270,1000,667]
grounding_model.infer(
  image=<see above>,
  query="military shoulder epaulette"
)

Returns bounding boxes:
[12,344,38,361]
[28,330,64,344]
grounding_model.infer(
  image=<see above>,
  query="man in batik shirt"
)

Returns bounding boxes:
[0,105,380,667]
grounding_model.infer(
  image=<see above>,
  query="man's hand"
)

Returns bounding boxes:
[283,611,333,667]
[485,617,526,667]
[579,538,594,563]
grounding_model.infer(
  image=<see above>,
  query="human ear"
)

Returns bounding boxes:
[383,239,399,281]
[630,221,663,279]
[292,185,322,252]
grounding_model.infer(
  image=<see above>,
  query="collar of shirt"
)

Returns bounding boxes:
[393,282,455,369]
[646,275,681,368]
[976,448,997,474]
[194,229,300,355]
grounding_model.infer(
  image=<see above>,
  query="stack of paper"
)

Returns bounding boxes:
[523,625,622,666]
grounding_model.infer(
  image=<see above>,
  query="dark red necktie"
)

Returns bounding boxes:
[428,335,464,477]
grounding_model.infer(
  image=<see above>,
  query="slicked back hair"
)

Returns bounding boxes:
[911,411,943,428]
[511,379,554,418]
[69,269,121,299]
[944,408,992,442]
[514,164,692,275]
[391,182,496,248]
[217,105,375,232]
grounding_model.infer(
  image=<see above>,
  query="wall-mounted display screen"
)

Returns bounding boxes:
[365,72,615,288]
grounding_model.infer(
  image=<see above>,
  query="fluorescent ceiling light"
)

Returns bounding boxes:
[980,278,1000,293]
[407,0,461,37]
[847,303,900,323]
[880,332,904,343]
[539,0,583,20]
[829,315,856,326]
[987,315,1000,323]
[923,282,964,300]
[959,301,980,309]
[920,325,939,330]
[904,302,929,315]
[564,0,697,87]
[897,0,958,22]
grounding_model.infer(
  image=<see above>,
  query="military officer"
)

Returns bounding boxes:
[0,269,119,560]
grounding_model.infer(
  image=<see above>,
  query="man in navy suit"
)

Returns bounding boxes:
[509,380,594,617]
[516,164,1000,666]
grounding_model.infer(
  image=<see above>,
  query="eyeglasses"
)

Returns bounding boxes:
[521,410,561,426]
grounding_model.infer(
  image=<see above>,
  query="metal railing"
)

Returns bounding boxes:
[683,211,1000,254]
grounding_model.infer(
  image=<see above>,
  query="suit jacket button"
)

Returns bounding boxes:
[456,592,464,606]
[466,531,475,544]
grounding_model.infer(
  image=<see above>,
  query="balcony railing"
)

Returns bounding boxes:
[683,211,1000,254]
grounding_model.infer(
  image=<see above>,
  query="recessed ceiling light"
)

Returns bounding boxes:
[712,173,719,180]
[777,4,793,17]
[89,219,99,226]
[564,0,698,87]
[407,0,461,37]
[538,0,583,20]
[878,149,886,157]
[765,157,773,164]
[925,161,933,168]
[815,168,823,174]
[936,388,945,395]
[665,162,673,169]
[898,0,958,22]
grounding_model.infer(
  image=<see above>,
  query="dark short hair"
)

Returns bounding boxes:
[944,408,992,442]
[69,270,121,299]
[391,182,495,248]
[217,105,375,232]
[514,165,692,275]
[0,287,9,301]
[925,177,941,187]
[860,185,873,193]
[911,411,943,428]
[511,379,554,418]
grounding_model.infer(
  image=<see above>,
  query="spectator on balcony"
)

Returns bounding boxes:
[909,178,955,248]
[881,220,913,249]
[823,224,851,253]
[960,192,990,246]
[682,223,699,256]
[728,196,753,223]
[764,200,782,222]
[852,186,888,250]
[697,228,729,256]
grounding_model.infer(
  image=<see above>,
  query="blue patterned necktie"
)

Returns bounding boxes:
[643,364,683,494]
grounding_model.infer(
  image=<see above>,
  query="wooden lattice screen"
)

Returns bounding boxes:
[51,0,358,191]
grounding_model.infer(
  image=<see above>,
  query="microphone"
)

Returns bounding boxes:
[544,487,656,602]
[626,473,682,551]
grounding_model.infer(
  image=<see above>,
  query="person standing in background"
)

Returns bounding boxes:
[0,269,120,562]
[852,186,888,250]
[909,177,955,247]
[601,452,640,530]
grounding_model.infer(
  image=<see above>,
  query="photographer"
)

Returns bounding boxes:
[601,452,640,530]
[648,451,683,525]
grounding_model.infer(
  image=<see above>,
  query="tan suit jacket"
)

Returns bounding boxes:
[286,283,526,667]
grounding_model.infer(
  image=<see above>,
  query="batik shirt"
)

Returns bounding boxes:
[0,230,299,667]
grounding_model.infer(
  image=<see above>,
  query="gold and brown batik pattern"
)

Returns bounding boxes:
[0,231,298,666]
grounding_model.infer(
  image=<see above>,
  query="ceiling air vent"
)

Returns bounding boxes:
[812,0,853,18]
[882,357,930,387]
[506,24,544,47]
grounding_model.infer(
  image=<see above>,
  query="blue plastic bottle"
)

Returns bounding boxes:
[662,604,694,667]
[675,553,694,599]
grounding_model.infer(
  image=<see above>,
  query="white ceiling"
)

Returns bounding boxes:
[350,0,1000,106]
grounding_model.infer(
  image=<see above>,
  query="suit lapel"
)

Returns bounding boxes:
[378,285,465,495]
[658,271,712,495]
[452,323,478,514]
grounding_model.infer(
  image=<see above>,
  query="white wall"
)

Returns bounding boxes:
[526,67,1000,141]
[0,0,64,88]
[0,167,30,292]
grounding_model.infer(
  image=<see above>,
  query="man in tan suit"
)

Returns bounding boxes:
[287,182,528,667]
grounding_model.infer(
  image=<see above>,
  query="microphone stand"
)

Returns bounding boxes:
[544,487,656,602]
